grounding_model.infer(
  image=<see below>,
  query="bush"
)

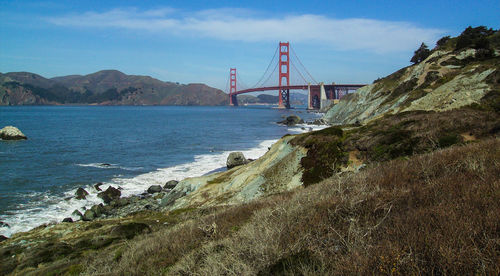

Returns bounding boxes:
[436,35,450,47]
[455,26,496,50]
[410,43,431,64]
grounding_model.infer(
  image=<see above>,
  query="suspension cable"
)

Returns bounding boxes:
[290,45,318,84]
[290,60,308,85]
[252,45,279,88]
[236,71,250,90]
[260,61,279,88]
[225,72,230,94]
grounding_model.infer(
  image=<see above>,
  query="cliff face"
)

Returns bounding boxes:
[0,70,228,106]
[323,32,500,125]
[162,135,307,210]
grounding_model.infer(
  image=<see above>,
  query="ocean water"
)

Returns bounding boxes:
[0,105,324,237]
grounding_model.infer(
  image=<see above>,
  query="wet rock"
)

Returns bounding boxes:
[97,186,121,204]
[110,197,131,208]
[100,163,111,167]
[90,203,105,217]
[82,209,96,221]
[147,185,162,194]
[164,180,179,189]
[226,152,249,169]
[0,221,10,228]
[277,115,304,126]
[72,210,83,219]
[0,126,27,140]
[64,196,73,201]
[62,217,73,223]
[94,182,103,191]
[110,222,151,239]
[75,187,89,200]
[308,118,327,125]
[0,235,7,242]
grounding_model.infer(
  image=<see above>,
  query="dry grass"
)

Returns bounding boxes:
[83,138,500,275]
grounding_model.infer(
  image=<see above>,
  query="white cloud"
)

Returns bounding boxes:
[47,8,444,53]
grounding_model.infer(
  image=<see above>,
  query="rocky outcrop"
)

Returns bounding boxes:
[323,45,499,125]
[0,126,27,140]
[97,186,121,204]
[75,187,89,200]
[226,152,249,169]
[147,185,162,194]
[160,135,307,210]
[164,180,178,189]
[278,115,304,126]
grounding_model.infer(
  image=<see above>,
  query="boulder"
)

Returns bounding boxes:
[147,185,162,194]
[82,209,96,221]
[226,152,249,169]
[62,217,73,223]
[277,115,304,126]
[75,187,89,200]
[72,210,83,219]
[0,235,7,242]
[97,186,121,204]
[90,203,105,217]
[94,182,103,191]
[0,126,27,140]
[0,221,10,228]
[164,180,179,189]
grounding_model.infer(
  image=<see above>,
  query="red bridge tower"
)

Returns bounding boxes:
[278,42,290,109]
[229,68,238,106]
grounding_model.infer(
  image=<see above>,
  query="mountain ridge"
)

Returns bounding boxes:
[0,70,228,106]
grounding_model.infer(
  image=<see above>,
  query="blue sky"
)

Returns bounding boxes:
[1,0,499,91]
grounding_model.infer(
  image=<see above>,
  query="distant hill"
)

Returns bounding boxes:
[0,70,228,106]
[236,93,308,105]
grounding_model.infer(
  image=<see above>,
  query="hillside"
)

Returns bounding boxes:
[236,93,307,105]
[324,26,500,124]
[0,70,228,106]
[1,26,499,275]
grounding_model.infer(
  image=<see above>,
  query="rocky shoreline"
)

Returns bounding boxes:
[0,116,329,242]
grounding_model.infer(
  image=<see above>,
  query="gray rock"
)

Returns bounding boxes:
[110,197,132,208]
[226,152,249,169]
[0,221,10,228]
[0,126,27,140]
[94,182,103,191]
[97,186,121,204]
[164,180,179,189]
[72,210,83,218]
[277,115,304,126]
[90,203,105,217]
[82,209,96,221]
[62,217,73,223]
[75,187,89,200]
[147,185,162,194]
[160,190,187,207]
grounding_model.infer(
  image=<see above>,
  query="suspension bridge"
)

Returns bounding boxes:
[226,42,366,110]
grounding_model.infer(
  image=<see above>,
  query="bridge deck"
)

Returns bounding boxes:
[232,84,366,95]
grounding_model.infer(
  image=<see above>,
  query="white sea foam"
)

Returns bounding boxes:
[0,122,327,237]
[76,163,144,171]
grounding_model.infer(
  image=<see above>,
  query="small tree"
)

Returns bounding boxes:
[436,36,450,47]
[411,43,431,64]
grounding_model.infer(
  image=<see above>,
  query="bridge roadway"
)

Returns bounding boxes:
[230,83,366,109]
[233,84,365,95]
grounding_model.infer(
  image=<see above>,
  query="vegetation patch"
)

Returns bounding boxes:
[290,127,347,186]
